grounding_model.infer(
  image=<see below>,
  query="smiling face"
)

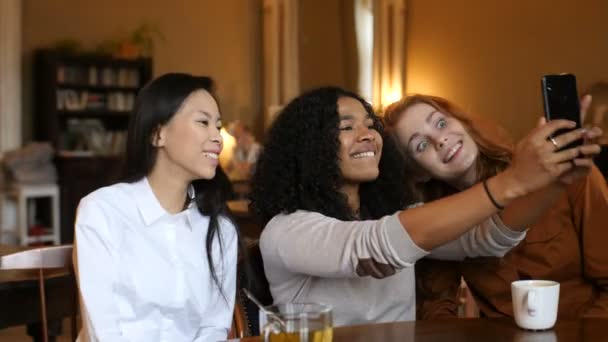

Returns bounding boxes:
[336,96,383,184]
[154,89,223,181]
[393,102,479,187]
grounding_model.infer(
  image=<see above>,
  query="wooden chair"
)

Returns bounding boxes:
[229,239,273,338]
[0,245,77,342]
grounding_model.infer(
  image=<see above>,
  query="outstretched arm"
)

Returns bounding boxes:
[399,119,590,251]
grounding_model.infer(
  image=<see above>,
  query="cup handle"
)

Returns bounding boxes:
[527,289,538,316]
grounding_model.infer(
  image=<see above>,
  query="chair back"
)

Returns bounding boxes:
[233,239,273,337]
[0,245,72,270]
[0,245,76,342]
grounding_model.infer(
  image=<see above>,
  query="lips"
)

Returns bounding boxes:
[203,152,219,159]
[443,142,462,163]
[351,151,375,159]
[350,141,378,159]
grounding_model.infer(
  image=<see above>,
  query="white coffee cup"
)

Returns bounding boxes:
[511,280,560,330]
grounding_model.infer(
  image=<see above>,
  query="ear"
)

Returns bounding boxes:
[150,125,166,147]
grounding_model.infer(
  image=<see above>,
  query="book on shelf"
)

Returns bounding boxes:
[60,119,127,156]
[56,65,141,88]
[56,89,135,112]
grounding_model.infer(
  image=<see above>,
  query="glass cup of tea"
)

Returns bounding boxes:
[261,303,333,342]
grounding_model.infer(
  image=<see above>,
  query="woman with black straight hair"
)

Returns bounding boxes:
[74,73,238,341]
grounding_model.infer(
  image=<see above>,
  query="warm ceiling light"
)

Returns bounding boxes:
[219,127,236,169]
[381,87,403,109]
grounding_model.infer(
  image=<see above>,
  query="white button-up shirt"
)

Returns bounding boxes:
[74,178,237,342]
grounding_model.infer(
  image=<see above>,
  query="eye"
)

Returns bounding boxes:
[197,120,209,126]
[416,139,429,152]
[437,118,447,129]
[339,126,353,131]
[364,118,375,129]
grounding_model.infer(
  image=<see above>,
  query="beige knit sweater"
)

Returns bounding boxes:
[260,210,525,327]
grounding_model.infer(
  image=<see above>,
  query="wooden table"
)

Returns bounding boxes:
[229,318,608,341]
[0,245,76,329]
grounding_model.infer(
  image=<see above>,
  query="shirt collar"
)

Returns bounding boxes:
[185,187,199,231]
[134,177,169,226]
[134,178,197,227]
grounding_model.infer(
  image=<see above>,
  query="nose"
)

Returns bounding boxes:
[435,135,449,150]
[210,126,223,145]
[357,125,375,142]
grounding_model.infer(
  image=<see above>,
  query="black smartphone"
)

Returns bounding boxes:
[541,74,582,149]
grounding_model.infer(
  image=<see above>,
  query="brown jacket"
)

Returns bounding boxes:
[416,166,608,319]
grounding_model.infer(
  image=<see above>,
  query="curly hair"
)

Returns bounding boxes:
[250,86,412,224]
[384,94,513,202]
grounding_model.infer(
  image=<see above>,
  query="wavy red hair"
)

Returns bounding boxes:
[383,94,513,201]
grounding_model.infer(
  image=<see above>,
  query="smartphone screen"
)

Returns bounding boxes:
[541,74,582,149]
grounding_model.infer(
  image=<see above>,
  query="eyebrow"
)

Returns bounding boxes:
[406,110,438,149]
[339,114,373,121]
[426,110,438,124]
[197,110,222,122]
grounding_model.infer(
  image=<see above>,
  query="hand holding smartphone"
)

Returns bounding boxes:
[541,74,582,150]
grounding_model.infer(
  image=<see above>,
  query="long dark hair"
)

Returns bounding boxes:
[124,73,236,297]
[250,86,412,224]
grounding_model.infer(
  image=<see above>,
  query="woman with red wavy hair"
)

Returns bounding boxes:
[384,94,608,319]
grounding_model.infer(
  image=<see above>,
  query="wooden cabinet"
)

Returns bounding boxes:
[34,50,152,243]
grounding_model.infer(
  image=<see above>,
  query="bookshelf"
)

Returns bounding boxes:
[34,49,152,243]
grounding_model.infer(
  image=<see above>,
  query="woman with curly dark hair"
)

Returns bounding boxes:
[250,86,586,327]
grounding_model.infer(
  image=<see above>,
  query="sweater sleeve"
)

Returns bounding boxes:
[260,211,429,278]
[428,214,527,261]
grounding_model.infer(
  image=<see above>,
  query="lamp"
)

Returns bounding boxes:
[219,127,236,170]
[380,85,403,110]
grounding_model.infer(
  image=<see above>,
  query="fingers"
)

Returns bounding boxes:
[541,144,600,179]
[580,94,592,122]
[547,146,581,164]
[572,158,595,168]
[374,262,396,277]
[536,116,547,128]
[583,127,603,143]
[578,144,601,157]
[553,161,574,177]
[534,119,577,142]
[358,259,383,279]
[356,259,396,279]
[559,164,592,185]
[356,259,373,277]
[549,128,587,150]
